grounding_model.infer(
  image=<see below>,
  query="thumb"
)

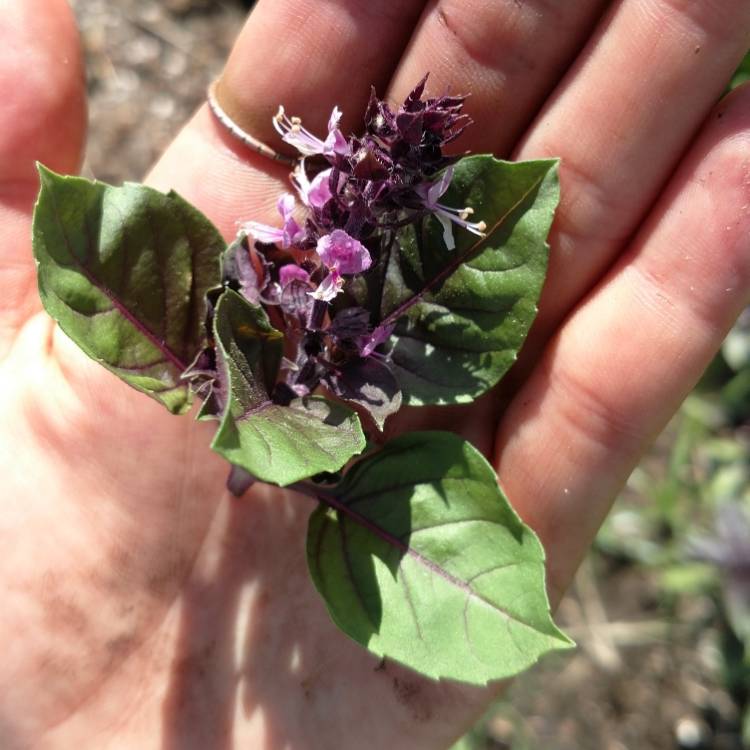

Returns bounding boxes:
[0,0,86,360]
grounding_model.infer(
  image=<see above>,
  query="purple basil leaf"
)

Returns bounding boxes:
[328,307,371,341]
[32,166,223,414]
[222,232,264,305]
[182,346,226,421]
[325,357,402,430]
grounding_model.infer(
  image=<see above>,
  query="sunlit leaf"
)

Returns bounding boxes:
[307,431,572,683]
[381,156,558,405]
[211,289,366,486]
[32,166,223,413]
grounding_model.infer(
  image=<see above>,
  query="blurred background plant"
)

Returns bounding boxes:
[68,3,749,747]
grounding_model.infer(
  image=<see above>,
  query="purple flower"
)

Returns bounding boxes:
[360,323,394,357]
[279,264,311,288]
[231,76,482,405]
[323,107,350,157]
[294,162,335,209]
[363,75,471,177]
[309,268,344,302]
[277,267,314,323]
[273,105,349,159]
[416,166,487,251]
[242,193,304,249]
[316,229,372,275]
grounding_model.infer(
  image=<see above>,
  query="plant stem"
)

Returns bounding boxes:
[287,481,335,501]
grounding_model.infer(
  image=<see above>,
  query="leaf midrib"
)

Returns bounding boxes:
[381,171,547,328]
[43,181,189,374]
[319,491,553,636]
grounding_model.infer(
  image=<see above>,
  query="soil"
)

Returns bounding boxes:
[72,0,249,183]
[69,2,742,749]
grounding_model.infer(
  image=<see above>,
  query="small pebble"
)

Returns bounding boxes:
[675,716,708,749]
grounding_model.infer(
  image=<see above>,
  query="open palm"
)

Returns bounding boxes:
[2,1,749,747]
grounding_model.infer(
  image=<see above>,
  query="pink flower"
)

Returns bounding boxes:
[293,162,334,209]
[416,166,487,251]
[306,230,371,305]
[323,107,349,157]
[309,268,344,302]
[279,264,311,288]
[308,171,333,208]
[273,106,350,159]
[360,323,394,357]
[242,193,304,249]
[316,229,372,275]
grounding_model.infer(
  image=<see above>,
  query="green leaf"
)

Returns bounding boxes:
[307,431,572,684]
[730,50,750,91]
[32,166,224,414]
[383,156,559,405]
[211,289,366,486]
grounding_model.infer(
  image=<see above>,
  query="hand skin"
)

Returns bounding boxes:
[1,0,749,747]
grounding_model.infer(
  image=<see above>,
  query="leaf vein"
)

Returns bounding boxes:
[60,198,188,373]
[398,563,424,641]
[322,492,545,632]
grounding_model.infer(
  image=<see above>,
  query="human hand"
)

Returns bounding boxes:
[2,1,749,747]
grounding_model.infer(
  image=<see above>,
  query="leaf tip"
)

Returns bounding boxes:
[539,621,576,655]
[557,629,577,649]
[35,163,65,194]
[35,161,54,179]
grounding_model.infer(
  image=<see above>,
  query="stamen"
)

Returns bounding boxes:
[280,357,300,372]
[272,107,288,138]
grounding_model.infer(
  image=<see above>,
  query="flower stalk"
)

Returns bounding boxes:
[206,76,489,424]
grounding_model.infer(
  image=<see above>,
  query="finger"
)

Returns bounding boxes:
[515,0,750,360]
[495,85,750,603]
[387,0,610,155]
[0,0,86,359]
[147,0,428,234]
[212,0,428,154]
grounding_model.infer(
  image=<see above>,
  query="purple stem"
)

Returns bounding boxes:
[288,483,408,553]
[307,298,328,330]
[227,465,256,497]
